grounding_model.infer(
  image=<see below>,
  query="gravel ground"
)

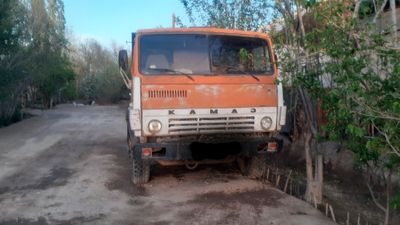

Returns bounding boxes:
[0,104,336,225]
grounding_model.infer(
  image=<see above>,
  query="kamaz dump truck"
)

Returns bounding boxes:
[118,27,286,184]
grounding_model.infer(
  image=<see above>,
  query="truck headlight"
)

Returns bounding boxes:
[148,120,162,133]
[260,116,273,130]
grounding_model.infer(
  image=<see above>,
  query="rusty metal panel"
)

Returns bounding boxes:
[141,84,277,109]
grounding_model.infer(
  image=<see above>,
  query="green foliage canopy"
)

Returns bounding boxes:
[0,0,76,126]
[181,0,271,31]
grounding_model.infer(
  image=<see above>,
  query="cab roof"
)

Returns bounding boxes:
[136,27,270,39]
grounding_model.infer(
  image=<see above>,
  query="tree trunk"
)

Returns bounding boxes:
[373,0,389,23]
[389,0,398,46]
[353,0,362,19]
[304,132,313,203]
[384,171,392,225]
[304,132,322,203]
[296,0,306,42]
[315,153,323,203]
[304,131,323,204]
[50,97,53,109]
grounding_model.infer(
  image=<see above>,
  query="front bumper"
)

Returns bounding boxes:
[131,136,282,161]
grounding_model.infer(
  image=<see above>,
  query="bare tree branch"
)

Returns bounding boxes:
[350,96,400,122]
[389,0,398,46]
[353,0,362,19]
[373,0,389,23]
[374,124,400,157]
[366,182,387,213]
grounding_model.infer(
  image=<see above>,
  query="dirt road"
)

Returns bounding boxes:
[0,104,335,225]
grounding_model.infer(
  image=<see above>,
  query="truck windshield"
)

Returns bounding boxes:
[139,34,273,76]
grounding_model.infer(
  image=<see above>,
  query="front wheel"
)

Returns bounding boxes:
[127,113,149,184]
[127,123,139,158]
[132,158,150,185]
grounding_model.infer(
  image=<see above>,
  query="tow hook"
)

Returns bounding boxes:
[185,160,199,170]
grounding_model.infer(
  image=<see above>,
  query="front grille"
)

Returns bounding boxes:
[148,90,187,98]
[168,116,255,134]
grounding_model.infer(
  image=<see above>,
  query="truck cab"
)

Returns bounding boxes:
[119,27,286,184]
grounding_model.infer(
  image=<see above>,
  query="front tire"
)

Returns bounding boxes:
[132,157,150,185]
[127,122,139,158]
[126,111,150,184]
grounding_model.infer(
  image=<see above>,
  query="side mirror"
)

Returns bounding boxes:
[119,50,129,72]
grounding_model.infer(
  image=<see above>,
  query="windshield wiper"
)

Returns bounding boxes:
[226,67,260,81]
[148,68,195,81]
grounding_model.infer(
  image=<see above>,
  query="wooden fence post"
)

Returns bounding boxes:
[329,204,336,222]
[284,170,292,193]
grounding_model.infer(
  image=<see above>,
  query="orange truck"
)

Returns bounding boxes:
[118,27,286,184]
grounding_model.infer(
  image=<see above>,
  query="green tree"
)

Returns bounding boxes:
[48,0,67,53]
[272,0,399,224]
[69,39,125,104]
[1,0,76,126]
[30,0,75,108]
[0,0,30,126]
[181,0,271,30]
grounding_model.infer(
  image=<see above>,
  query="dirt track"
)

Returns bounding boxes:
[0,104,336,225]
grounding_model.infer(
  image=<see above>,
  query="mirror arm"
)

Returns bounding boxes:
[119,67,131,90]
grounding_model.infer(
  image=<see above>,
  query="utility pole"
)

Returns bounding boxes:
[172,13,176,28]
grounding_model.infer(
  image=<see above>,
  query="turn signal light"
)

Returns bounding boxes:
[142,148,152,157]
[267,142,278,152]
